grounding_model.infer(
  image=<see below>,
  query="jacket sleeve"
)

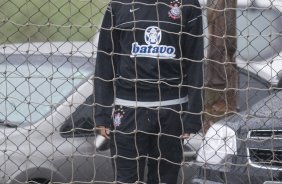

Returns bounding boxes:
[182,0,204,133]
[94,5,117,127]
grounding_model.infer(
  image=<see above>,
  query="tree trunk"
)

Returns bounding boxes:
[204,0,238,122]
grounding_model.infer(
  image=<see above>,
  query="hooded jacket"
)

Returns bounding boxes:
[94,0,204,133]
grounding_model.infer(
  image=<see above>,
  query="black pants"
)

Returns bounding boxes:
[110,104,185,184]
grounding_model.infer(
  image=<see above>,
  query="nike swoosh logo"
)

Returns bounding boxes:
[129,8,139,13]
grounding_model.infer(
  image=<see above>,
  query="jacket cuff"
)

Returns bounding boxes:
[183,114,202,133]
[95,116,112,128]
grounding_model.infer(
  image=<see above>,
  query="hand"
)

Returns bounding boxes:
[180,133,190,139]
[97,126,111,139]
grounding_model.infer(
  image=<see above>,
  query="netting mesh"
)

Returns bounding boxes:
[0,0,282,183]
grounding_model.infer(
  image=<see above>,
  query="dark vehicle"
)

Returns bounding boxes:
[192,1,282,183]
[193,90,282,184]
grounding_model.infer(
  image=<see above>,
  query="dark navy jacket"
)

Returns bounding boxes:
[94,0,204,133]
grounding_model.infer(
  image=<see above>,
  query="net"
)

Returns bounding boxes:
[0,0,281,183]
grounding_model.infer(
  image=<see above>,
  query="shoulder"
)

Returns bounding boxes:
[111,0,131,5]
[182,0,202,15]
[110,0,132,11]
[182,0,201,7]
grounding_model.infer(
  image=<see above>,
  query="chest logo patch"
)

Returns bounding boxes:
[145,26,162,45]
[168,0,182,20]
[131,26,176,59]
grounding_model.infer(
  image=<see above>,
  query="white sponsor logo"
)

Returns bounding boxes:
[131,26,176,59]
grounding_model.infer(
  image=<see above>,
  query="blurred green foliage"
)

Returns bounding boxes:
[0,0,108,44]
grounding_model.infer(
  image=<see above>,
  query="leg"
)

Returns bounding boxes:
[146,134,182,184]
[147,105,183,184]
[111,133,147,183]
[158,135,182,183]
[110,106,153,183]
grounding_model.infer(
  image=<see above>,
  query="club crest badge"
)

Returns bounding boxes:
[113,106,125,127]
[168,0,182,20]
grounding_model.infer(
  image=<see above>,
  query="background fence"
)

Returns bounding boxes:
[0,0,282,183]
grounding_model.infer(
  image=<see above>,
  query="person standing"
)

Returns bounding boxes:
[94,0,204,183]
